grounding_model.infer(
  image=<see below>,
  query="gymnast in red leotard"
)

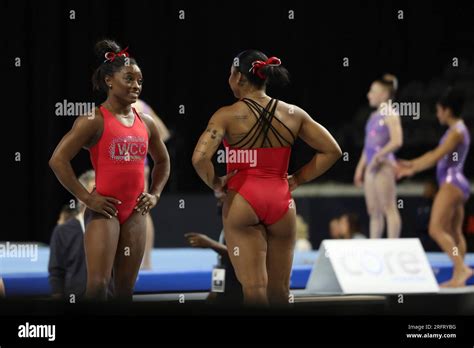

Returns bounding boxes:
[89,104,149,224]
[193,50,342,306]
[222,98,294,226]
[49,40,170,300]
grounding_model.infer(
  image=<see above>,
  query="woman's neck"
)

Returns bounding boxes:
[446,117,461,127]
[376,99,390,111]
[103,95,132,115]
[240,88,268,100]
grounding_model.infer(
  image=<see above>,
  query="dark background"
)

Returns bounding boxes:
[4,0,474,245]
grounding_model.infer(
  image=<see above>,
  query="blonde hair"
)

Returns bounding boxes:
[295,214,309,240]
[78,169,95,187]
[377,73,398,98]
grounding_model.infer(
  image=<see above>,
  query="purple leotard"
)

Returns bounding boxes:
[436,120,471,200]
[363,111,396,166]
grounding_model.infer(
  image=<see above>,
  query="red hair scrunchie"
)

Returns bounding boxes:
[104,46,130,63]
[249,57,282,79]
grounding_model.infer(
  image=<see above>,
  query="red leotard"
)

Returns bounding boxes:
[224,98,295,225]
[89,105,149,224]
[224,140,292,225]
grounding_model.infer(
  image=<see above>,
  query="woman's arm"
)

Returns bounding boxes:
[143,113,170,197]
[49,111,120,218]
[184,233,228,256]
[374,113,403,159]
[356,152,367,171]
[192,107,230,190]
[354,152,367,187]
[135,113,171,213]
[290,107,342,189]
[411,129,463,173]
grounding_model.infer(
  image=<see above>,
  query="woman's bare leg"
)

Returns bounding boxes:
[141,214,154,270]
[223,191,268,306]
[452,202,467,259]
[430,184,472,287]
[113,211,147,300]
[84,210,120,300]
[0,278,5,297]
[374,163,401,239]
[364,168,384,238]
[266,202,296,306]
[141,165,154,270]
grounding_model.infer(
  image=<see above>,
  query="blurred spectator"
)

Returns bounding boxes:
[56,204,80,225]
[133,99,171,270]
[295,214,312,251]
[185,231,243,305]
[48,170,114,299]
[141,159,155,270]
[49,199,84,298]
[133,99,171,142]
[184,190,243,305]
[329,217,342,239]
[330,213,366,239]
[339,213,366,239]
[0,277,5,297]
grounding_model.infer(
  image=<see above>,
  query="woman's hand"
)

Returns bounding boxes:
[396,160,415,179]
[369,153,386,172]
[135,192,160,215]
[212,170,238,193]
[287,174,299,191]
[353,167,364,187]
[184,232,215,249]
[85,191,121,219]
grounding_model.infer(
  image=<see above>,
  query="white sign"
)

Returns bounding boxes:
[305,239,439,294]
[211,268,225,293]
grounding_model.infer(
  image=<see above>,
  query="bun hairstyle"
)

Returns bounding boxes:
[233,50,290,88]
[438,87,465,118]
[375,73,398,98]
[91,39,137,94]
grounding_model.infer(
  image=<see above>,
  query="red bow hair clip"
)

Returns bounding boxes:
[249,57,282,79]
[104,47,129,63]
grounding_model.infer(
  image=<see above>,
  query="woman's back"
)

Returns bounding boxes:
[224,97,299,149]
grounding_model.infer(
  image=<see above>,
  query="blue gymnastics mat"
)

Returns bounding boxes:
[1,248,474,296]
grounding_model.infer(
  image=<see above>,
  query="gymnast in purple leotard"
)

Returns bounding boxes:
[354,74,403,239]
[436,121,470,201]
[364,112,396,167]
[398,87,472,287]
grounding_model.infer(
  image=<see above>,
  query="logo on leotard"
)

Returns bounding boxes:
[109,136,147,162]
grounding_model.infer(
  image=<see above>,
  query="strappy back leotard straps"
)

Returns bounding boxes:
[228,98,296,148]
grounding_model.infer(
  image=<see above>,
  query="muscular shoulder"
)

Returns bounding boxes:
[215,103,240,117]
[76,107,103,127]
[137,112,159,139]
[448,125,465,142]
[212,100,308,124]
[206,104,239,126]
[276,100,305,117]
[384,106,401,121]
[138,111,154,127]
[74,107,104,149]
[221,99,296,118]
[271,100,313,124]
